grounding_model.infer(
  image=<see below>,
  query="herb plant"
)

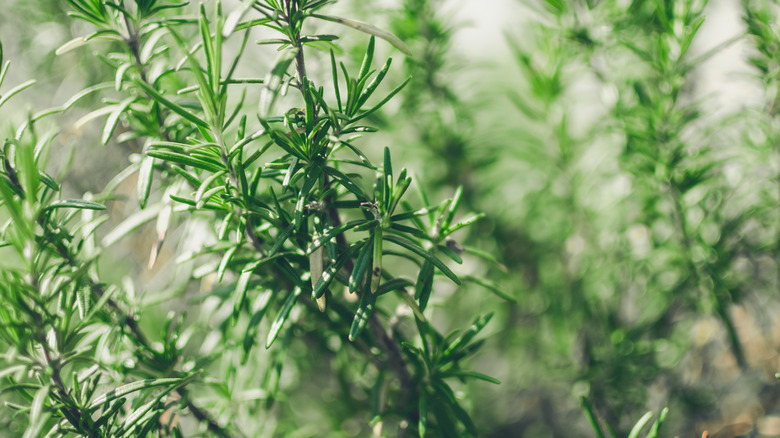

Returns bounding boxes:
[0,1,502,436]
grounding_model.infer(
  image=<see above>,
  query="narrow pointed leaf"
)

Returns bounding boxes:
[313,243,359,298]
[101,97,135,144]
[349,237,373,293]
[88,378,184,410]
[137,156,155,209]
[266,286,302,348]
[0,79,36,108]
[384,234,460,285]
[441,370,500,384]
[234,270,253,318]
[134,79,209,129]
[627,412,654,438]
[44,199,107,211]
[349,281,376,341]
[312,14,412,56]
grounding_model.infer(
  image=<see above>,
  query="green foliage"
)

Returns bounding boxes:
[0,0,500,436]
[2,0,780,436]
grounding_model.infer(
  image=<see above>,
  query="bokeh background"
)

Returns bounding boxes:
[2,0,780,437]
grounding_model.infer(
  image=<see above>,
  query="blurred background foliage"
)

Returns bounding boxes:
[1,0,780,437]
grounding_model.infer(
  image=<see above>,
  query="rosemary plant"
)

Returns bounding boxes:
[0,1,502,436]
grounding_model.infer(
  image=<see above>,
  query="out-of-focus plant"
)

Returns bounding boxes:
[491,0,771,435]
[0,0,505,436]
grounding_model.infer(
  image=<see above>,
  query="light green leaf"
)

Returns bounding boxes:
[137,156,155,209]
[234,269,252,319]
[44,199,107,211]
[88,378,184,411]
[312,14,412,57]
[102,97,136,145]
[134,79,209,129]
[0,79,36,109]
[627,411,654,438]
[440,370,500,384]
[349,281,376,341]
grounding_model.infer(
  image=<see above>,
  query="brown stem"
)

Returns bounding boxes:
[179,387,233,438]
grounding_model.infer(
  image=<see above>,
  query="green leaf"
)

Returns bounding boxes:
[356,57,391,111]
[375,278,414,296]
[137,156,155,209]
[270,222,295,256]
[75,284,117,331]
[627,411,654,438]
[443,313,493,358]
[223,0,254,37]
[313,244,359,298]
[0,79,36,109]
[382,147,393,208]
[370,226,382,293]
[415,259,434,311]
[312,14,412,57]
[134,79,209,129]
[646,407,669,438]
[195,170,227,208]
[436,243,463,264]
[88,378,185,411]
[349,281,376,341]
[266,286,302,348]
[384,234,460,285]
[28,385,49,430]
[359,36,375,80]
[440,370,500,384]
[233,269,252,319]
[350,76,411,124]
[324,166,367,200]
[167,23,216,112]
[44,199,107,211]
[146,150,224,172]
[307,219,374,255]
[38,170,60,192]
[293,164,323,229]
[349,236,373,294]
[76,282,90,319]
[101,97,136,145]
[432,380,477,435]
[330,49,342,113]
[460,274,515,302]
[16,140,39,200]
[218,244,239,282]
[582,397,607,438]
[447,213,486,234]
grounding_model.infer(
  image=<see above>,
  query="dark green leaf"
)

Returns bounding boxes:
[349,237,373,294]
[384,234,460,285]
[349,281,376,341]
